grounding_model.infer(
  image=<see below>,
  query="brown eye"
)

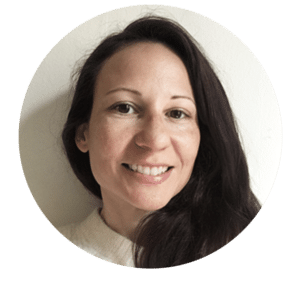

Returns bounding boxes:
[169,110,186,119]
[114,103,135,114]
[117,104,130,113]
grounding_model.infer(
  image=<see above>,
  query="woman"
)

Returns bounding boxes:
[59,16,261,268]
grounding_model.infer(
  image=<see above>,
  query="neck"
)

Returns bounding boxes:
[99,196,149,242]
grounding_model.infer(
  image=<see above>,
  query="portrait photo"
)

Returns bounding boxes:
[18,4,282,270]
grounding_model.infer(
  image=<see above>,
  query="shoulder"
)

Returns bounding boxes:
[57,223,78,241]
[56,209,104,248]
[56,209,135,267]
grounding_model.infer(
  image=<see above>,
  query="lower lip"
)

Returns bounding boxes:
[122,166,173,185]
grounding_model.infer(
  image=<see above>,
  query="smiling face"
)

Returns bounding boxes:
[76,42,200,212]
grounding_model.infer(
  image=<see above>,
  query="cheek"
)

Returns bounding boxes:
[171,128,200,197]
[175,126,201,167]
[88,119,133,162]
[87,120,131,187]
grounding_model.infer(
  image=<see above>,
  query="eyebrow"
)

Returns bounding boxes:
[105,87,195,104]
[171,95,195,105]
[105,87,141,96]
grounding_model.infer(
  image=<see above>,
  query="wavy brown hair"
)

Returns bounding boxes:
[62,16,261,268]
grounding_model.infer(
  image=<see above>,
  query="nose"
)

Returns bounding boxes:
[134,114,170,151]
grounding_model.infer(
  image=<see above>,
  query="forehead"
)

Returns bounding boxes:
[95,42,192,93]
[102,42,184,69]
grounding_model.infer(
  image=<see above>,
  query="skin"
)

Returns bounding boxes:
[76,42,200,240]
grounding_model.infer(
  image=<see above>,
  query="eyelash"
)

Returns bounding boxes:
[110,102,138,115]
[110,102,190,120]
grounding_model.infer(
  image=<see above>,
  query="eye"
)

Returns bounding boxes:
[111,103,137,115]
[168,109,187,119]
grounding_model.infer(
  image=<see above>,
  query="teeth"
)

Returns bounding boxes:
[151,167,158,176]
[128,164,169,176]
[158,167,163,174]
[131,164,138,171]
[143,167,150,175]
[137,165,143,173]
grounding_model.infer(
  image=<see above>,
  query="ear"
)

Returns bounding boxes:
[75,123,89,153]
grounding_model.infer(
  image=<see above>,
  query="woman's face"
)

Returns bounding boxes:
[76,42,200,211]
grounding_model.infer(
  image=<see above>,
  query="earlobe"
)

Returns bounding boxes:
[75,123,89,153]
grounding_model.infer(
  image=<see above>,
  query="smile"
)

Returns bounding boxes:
[122,164,173,176]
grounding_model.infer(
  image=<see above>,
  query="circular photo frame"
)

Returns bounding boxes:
[19,5,282,268]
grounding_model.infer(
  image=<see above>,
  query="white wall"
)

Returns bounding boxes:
[19,5,282,228]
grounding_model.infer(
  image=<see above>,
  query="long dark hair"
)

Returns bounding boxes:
[62,16,261,268]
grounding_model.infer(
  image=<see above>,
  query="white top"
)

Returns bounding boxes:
[58,208,134,267]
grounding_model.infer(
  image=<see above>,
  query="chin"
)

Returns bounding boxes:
[139,203,168,212]
[129,192,174,212]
